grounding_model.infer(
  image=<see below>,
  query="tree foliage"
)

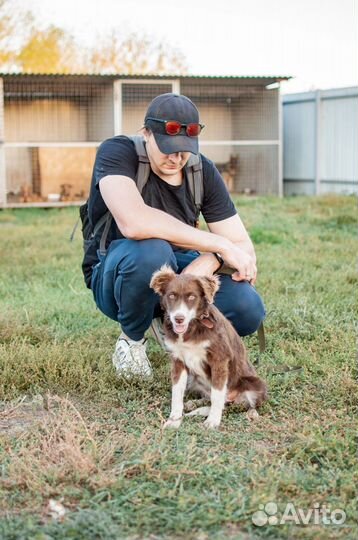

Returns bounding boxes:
[0,0,187,75]
[85,32,187,75]
[16,26,80,74]
[0,0,23,67]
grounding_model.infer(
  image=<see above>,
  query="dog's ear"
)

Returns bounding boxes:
[150,265,176,296]
[198,275,220,304]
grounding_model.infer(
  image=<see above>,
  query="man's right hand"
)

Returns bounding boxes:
[219,243,257,284]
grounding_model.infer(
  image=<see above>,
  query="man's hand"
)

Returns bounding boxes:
[181,248,257,285]
[220,244,257,284]
[181,253,221,277]
[207,215,257,284]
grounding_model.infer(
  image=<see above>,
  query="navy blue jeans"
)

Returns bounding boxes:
[91,239,265,341]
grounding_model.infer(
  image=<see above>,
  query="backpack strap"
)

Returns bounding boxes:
[185,153,203,224]
[94,211,111,238]
[129,135,151,194]
[131,135,204,210]
[96,136,151,256]
[98,211,112,256]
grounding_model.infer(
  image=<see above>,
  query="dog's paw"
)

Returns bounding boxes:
[203,417,221,430]
[246,408,260,421]
[164,417,182,429]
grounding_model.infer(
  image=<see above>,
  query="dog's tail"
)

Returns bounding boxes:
[234,376,268,409]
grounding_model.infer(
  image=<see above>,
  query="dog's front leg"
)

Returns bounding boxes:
[204,366,228,429]
[164,359,188,429]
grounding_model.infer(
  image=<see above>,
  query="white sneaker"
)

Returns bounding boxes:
[112,334,152,377]
[148,317,168,351]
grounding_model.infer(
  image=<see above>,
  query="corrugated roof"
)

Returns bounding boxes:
[0,72,291,81]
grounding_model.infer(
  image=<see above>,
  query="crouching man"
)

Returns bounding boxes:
[82,93,265,376]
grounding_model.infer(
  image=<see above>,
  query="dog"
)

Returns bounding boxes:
[150,265,268,429]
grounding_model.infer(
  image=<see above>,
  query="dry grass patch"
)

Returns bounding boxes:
[0,395,49,437]
[1,395,129,513]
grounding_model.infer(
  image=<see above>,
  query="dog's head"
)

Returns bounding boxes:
[150,265,220,335]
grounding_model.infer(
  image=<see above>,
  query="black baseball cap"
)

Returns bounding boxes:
[144,93,201,155]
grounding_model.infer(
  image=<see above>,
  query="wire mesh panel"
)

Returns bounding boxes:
[3,75,114,204]
[181,81,278,138]
[181,79,280,194]
[121,82,173,135]
[4,76,114,142]
[214,145,278,195]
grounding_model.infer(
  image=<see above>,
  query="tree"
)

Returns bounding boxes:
[0,0,188,75]
[86,31,188,75]
[16,26,79,74]
[0,0,24,68]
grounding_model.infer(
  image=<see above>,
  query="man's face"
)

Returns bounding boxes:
[145,131,191,177]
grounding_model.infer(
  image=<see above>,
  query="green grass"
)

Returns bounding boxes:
[0,195,357,539]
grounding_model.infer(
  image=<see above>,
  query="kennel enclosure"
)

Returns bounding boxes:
[0,73,289,207]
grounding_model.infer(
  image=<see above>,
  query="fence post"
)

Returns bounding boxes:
[314,90,322,195]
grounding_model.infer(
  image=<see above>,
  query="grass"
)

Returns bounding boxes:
[0,195,357,539]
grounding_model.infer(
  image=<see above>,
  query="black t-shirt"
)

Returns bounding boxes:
[83,136,236,286]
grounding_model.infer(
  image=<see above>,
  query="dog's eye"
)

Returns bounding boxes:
[188,294,196,301]
[168,293,176,300]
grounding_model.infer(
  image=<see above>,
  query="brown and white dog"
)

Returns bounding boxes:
[150,265,268,429]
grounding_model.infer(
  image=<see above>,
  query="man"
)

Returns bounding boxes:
[84,93,265,376]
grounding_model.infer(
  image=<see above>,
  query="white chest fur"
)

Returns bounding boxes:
[166,337,211,380]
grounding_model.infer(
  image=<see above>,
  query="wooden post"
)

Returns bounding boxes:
[0,78,6,207]
[113,80,122,135]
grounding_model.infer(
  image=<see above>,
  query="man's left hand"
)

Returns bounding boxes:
[182,252,257,285]
[181,253,219,277]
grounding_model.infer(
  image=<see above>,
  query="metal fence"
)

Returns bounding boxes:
[283,87,358,195]
[0,74,286,207]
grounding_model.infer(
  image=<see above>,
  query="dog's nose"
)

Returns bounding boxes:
[174,315,185,324]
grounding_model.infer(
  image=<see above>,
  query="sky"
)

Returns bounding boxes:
[15,0,358,94]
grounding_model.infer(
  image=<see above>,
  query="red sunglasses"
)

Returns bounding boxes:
[146,117,205,137]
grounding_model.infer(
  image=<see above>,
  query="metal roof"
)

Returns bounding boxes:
[282,86,358,102]
[0,72,291,82]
